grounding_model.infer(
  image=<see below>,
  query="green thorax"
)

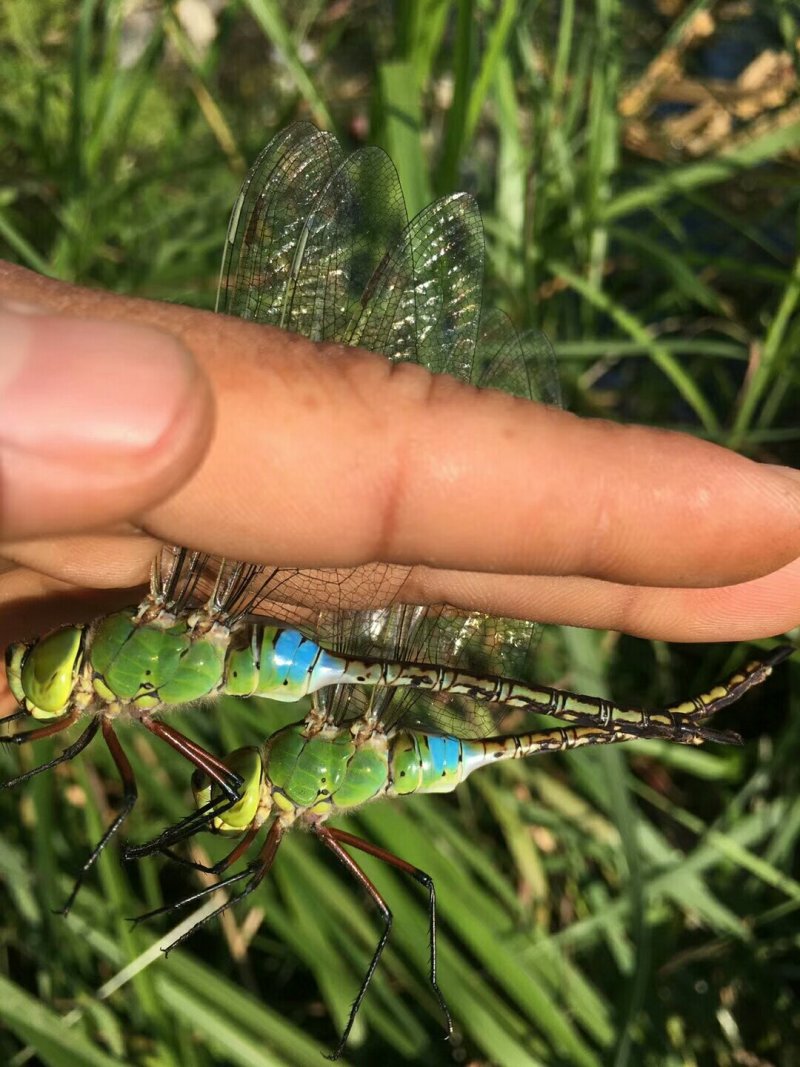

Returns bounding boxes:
[88,609,229,712]
[264,722,390,817]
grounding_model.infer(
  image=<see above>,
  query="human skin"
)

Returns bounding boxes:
[0,259,799,653]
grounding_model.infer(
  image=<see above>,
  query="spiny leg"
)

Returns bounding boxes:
[123,791,241,860]
[155,819,283,955]
[314,824,403,1060]
[122,718,247,858]
[0,707,81,749]
[0,713,132,913]
[131,854,255,927]
[158,824,261,876]
[327,827,453,1044]
[0,713,97,790]
[57,719,138,917]
[130,826,262,926]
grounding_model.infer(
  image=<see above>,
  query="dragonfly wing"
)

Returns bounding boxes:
[238,564,410,634]
[302,195,488,658]
[280,146,410,344]
[236,187,491,642]
[319,682,507,741]
[216,123,344,327]
[347,192,484,372]
[474,308,562,407]
[156,127,563,719]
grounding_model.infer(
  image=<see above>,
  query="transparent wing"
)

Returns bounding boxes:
[474,308,561,407]
[216,123,344,326]
[160,134,487,623]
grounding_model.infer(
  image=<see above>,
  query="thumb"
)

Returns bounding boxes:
[0,303,212,540]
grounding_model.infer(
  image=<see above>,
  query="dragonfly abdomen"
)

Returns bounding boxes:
[223,626,392,702]
[387,724,655,798]
[388,732,468,795]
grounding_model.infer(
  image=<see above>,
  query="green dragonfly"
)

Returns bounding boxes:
[125,596,789,1058]
[0,123,790,951]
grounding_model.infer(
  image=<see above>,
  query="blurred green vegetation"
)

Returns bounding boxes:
[1,1,799,1064]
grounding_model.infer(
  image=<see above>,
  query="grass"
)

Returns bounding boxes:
[1,1,800,1064]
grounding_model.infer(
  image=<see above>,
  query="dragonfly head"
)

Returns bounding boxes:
[192,746,265,836]
[6,625,87,720]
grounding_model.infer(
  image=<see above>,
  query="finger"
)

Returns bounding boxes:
[4,263,800,592]
[0,529,156,588]
[407,557,800,642]
[0,281,212,540]
[131,306,800,591]
[1,544,795,646]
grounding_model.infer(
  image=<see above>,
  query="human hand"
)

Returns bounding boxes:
[1,259,799,648]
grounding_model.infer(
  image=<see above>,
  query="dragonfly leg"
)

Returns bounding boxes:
[0,713,97,790]
[57,719,138,916]
[157,819,282,955]
[326,827,453,1044]
[0,708,30,728]
[141,718,244,801]
[123,791,242,860]
[129,827,262,926]
[314,824,425,1060]
[160,824,261,875]
[0,708,81,748]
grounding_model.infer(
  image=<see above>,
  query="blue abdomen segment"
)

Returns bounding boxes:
[420,735,464,793]
[225,626,350,701]
[389,732,466,796]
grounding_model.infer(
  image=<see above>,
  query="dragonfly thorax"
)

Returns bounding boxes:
[261,721,391,822]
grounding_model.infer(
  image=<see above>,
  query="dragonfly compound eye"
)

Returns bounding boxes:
[17,625,86,720]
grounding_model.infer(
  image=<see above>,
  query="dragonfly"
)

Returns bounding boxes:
[0,121,791,935]
[125,598,790,1058]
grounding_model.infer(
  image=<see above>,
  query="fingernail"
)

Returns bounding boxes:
[0,310,199,456]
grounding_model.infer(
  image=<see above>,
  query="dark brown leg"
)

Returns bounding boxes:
[57,719,138,916]
[0,708,80,747]
[326,827,452,1043]
[314,823,452,1059]
[130,825,263,926]
[123,789,243,860]
[142,718,243,800]
[156,819,283,955]
[0,714,97,791]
